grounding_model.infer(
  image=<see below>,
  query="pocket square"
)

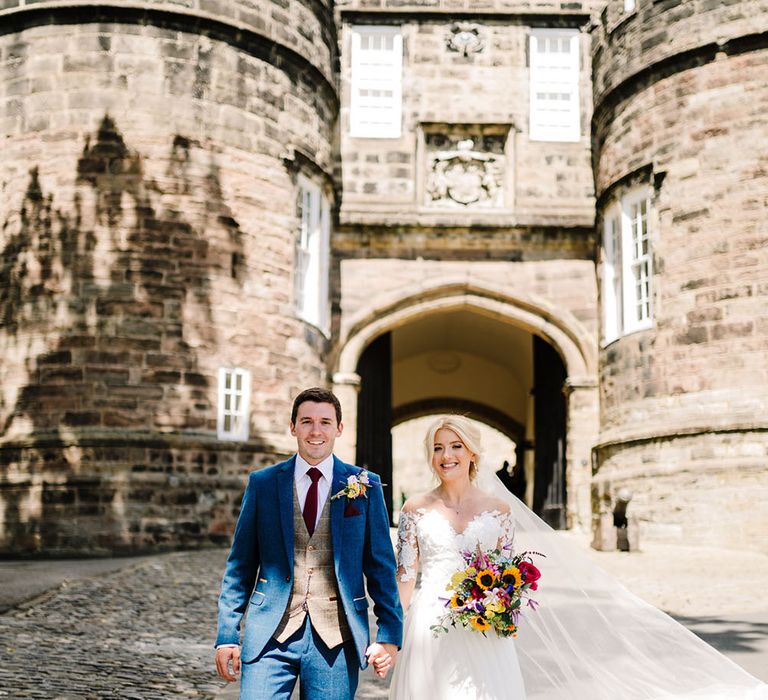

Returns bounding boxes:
[344,503,360,517]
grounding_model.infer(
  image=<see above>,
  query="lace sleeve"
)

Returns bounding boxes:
[497,510,516,551]
[396,510,420,582]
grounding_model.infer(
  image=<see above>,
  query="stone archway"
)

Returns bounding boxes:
[331,281,598,530]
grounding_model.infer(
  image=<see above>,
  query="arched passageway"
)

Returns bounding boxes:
[332,284,598,530]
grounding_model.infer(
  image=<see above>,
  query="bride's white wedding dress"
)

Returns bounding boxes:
[388,496,768,700]
[389,508,526,700]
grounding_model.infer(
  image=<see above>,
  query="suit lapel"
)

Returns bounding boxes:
[330,456,349,574]
[277,456,296,568]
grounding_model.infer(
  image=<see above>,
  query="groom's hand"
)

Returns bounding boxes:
[365,642,397,679]
[215,645,241,682]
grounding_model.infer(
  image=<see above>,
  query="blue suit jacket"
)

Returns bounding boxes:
[215,455,403,667]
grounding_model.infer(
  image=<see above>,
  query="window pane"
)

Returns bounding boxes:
[351,27,402,137]
[529,30,580,142]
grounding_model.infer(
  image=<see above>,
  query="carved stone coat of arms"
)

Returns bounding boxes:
[425,137,504,208]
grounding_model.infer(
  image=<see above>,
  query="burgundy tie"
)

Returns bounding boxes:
[302,467,323,536]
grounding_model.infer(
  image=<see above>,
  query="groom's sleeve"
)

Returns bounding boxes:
[362,474,404,648]
[215,472,260,647]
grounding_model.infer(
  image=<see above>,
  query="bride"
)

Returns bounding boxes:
[389,414,526,699]
[389,415,768,700]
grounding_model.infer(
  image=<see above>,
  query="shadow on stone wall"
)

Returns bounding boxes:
[0,114,254,555]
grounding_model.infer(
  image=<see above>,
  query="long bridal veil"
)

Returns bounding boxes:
[475,466,768,700]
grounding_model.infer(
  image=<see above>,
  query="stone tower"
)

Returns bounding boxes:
[0,1,337,554]
[592,1,768,551]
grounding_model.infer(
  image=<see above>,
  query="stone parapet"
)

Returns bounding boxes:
[0,0,336,87]
[592,0,768,106]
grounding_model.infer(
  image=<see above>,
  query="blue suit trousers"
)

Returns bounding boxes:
[240,618,360,700]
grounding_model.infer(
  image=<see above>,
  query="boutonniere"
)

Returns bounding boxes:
[331,471,372,502]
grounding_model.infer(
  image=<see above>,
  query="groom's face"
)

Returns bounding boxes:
[290,401,343,465]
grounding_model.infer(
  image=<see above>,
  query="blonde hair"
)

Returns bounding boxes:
[424,415,482,481]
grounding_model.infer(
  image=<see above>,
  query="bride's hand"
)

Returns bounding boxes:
[365,642,397,678]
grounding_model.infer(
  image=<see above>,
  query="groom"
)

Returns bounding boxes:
[215,387,403,698]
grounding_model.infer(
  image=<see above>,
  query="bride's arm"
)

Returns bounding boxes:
[395,509,419,613]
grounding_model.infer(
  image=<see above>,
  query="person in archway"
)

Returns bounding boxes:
[214,387,403,699]
[496,458,527,502]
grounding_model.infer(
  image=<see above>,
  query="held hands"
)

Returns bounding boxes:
[215,645,241,683]
[365,642,397,679]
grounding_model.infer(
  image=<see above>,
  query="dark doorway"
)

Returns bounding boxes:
[355,332,394,523]
[532,336,567,529]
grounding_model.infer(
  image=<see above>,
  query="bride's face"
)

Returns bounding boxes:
[432,428,475,484]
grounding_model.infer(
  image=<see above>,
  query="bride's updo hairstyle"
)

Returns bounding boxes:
[424,415,482,481]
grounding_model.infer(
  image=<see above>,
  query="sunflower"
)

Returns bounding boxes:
[470,615,491,631]
[501,566,522,588]
[450,593,466,608]
[475,569,497,590]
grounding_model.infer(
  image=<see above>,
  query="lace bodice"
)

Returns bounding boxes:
[396,508,515,591]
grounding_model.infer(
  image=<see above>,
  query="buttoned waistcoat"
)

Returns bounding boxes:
[273,485,351,649]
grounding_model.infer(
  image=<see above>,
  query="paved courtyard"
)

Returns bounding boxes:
[1,539,766,699]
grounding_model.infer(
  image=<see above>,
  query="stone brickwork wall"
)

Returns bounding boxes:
[337,11,596,227]
[592,1,768,553]
[0,3,336,555]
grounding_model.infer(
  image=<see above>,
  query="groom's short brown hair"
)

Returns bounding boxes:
[291,387,342,425]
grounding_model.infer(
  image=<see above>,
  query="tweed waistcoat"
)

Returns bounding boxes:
[273,484,351,648]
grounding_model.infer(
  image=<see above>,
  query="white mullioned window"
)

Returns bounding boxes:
[294,176,331,332]
[529,29,580,142]
[602,187,653,343]
[217,367,251,441]
[350,25,403,138]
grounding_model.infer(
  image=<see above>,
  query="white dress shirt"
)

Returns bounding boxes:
[294,452,335,531]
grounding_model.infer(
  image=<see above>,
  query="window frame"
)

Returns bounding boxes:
[294,175,331,334]
[217,367,251,441]
[601,187,653,344]
[528,28,581,143]
[349,25,403,139]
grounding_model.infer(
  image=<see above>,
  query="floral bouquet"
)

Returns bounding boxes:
[430,543,543,639]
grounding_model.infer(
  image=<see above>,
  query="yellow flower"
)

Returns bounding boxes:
[469,615,491,632]
[501,567,522,588]
[347,482,361,498]
[476,569,497,590]
[485,600,505,614]
[450,594,466,608]
[449,571,467,589]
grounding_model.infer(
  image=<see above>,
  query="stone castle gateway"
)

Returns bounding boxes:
[1,0,766,556]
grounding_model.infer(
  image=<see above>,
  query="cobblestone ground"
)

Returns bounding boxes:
[0,549,390,700]
[3,542,766,698]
